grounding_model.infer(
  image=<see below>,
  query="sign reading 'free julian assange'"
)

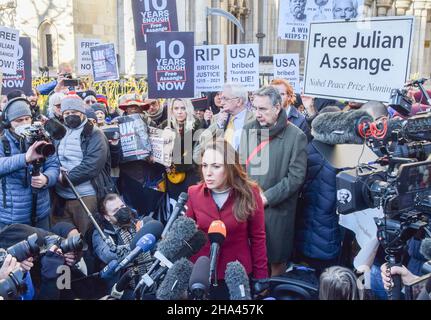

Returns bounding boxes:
[304,16,414,103]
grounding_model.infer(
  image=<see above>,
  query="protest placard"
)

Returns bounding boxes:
[117,114,152,162]
[304,16,414,102]
[194,45,225,93]
[148,126,176,167]
[2,37,32,96]
[0,26,20,74]
[227,44,259,91]
[273,53,300,93]
[77,38,102,76]
[132,0,179,51]
[90,43,119,82]
[147,32,195,98]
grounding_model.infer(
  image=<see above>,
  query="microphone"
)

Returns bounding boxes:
[134,217,198,293]
[115,220,163,272]
[189,256,211,300]
[161,192,188,238]
[44,117,66,140]
[110,270,133,300]
[156,258,194,300]
[131,220,164,250]
[208,220,227,286]
[115,234,156,273]
[420,238,431,260]
[225,261,252,300]
[311,110,373,145]
[135,229,207,295]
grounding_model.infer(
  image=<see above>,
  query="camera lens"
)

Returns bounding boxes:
[60,235,84,253]
[7,234,40,262]
[35,143,56,158]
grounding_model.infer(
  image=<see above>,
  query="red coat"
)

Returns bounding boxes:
[186,183,268,280]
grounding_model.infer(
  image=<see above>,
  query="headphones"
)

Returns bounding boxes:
[2,97,32,129]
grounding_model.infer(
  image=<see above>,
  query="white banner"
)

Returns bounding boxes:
[77,38,102,76]
[304,16,414,102]
[194,45,225,93]
[273,54,301,93]
[227,44,259,91]
[278,0,365,42]
[0,26,20,74]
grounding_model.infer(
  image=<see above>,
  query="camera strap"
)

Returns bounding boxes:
[0,133,11,208]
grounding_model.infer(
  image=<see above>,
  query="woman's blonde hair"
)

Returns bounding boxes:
[168,98,195,132]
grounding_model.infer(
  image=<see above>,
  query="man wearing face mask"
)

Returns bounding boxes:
[53,95,115,239]
[0,98,60,231]
[92,193,153,297]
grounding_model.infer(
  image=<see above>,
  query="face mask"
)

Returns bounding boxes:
[14,124,32,137]
[114,207,133,227]
[65,115,82,129]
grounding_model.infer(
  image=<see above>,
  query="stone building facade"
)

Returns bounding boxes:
[0,0,429,78]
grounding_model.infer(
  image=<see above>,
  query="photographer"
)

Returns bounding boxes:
[0,98,60,230]
[37,63,74,96]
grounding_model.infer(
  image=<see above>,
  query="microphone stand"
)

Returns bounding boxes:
[62,171,117,253]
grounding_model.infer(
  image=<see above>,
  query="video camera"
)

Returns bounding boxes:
[16,123,56,158]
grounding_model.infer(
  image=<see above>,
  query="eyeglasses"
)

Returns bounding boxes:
[251,105,272,114]
[54,104,61,108]
[85,99,97,105]
[220,96,240,102]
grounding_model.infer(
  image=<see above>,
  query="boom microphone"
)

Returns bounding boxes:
[161,192,188,238]
[225,261,252,300]
[208,220,227,286]
[189,256,211,300]
[311,110,373,145]
[156,258,194,300]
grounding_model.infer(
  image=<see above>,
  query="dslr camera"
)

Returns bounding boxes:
[0,234,40,267]
[16,123,57,158]
[44,234,84,254]
[0,268,28,300]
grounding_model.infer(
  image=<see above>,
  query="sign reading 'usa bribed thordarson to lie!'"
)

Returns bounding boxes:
[304,16,414,103]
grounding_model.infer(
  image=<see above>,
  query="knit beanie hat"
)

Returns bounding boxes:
[61,95,86,114]
[91,103,107,115]
[4,98,32,122]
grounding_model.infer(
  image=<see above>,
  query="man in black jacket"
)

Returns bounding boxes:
[53,95,115,238]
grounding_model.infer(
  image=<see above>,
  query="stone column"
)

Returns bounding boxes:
[410,0,430,77]
[376,0,395,15]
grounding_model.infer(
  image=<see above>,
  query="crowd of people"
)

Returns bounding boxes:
[0,62,430,301]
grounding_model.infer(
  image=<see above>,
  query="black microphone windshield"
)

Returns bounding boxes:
[174,230,208,260]
[157,218,198,261]
[225,261,251,300]
[189,256,210,295]
[156,258,194,300]
[131,220,164,250]
[44,118,66,140]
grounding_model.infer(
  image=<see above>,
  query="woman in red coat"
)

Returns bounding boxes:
[186,139,268,299]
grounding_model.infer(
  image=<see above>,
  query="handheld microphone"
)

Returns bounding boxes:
[115,234,156,273]
[131,220,164,250]
[208,220,227,286]
[110,270,133,300]
[134,217,197,293]
[161,192,188,238]
[311,110,373,145]
[189,256,211,300]
[156,258,194,300]
[225,261,252,300]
